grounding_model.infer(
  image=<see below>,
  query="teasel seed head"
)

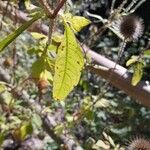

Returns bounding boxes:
[120,15,144,41]
[127,137,150,150]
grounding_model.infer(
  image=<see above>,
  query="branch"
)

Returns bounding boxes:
[38,0,67,19]
[0,1,150,107]
[84,45,150,106]
[52,0,67,18]
[38,0,53,18]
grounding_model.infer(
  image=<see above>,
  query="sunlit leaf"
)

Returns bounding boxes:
[132,62,143,86]
[0,82,7,93]
[63,13,91,32]
[53,22,84,100]
[126,55,139,67]
[0,13,43,52]
[20,122,33,140]
[31,32,47,40]
[71,16,91,32]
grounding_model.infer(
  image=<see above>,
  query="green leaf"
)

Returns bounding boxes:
[13,122,33,141]
[54,124,64,135]
[71,16,91,32]
[0,13,43,52]
[31,56,53,81]
[63,13,91,32]
[0,82,7,93]
[32,114,42,128]
[31,32,47,40]
[126,55,139,66]
[132,62,143,86]
[144,49,150,55]
[85,109,94,121]
[53,23,84,100]
[20,122,33,140]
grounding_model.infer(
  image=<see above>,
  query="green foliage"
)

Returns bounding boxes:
[126,55,139,67]
[132,62,144,86]
[31,55,53,81]
[0,0,149,149]
[0,12,43,52]
[63,13,91,32]
[13,122,33,140]
[53,21,84,100]
[126,55,144,86]
[54,124,64,135]
[0,82,7,93]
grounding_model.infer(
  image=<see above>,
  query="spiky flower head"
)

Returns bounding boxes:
[127,137,150,150]
[120,15,144,41]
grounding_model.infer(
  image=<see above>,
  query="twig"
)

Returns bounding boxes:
[129,0,147,13]
[38,0,67,19]
[125,0,139,13]
[110,0,116,13]
[43,19,55,54]
[38,0,53,18]
[52,0,67,18]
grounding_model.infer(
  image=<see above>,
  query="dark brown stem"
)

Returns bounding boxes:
[38,0,67,19]
[52,0,67,18]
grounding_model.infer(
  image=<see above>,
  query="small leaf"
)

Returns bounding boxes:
[0,13,43,52]
[63,13,91,32]
[31,32,47,40]
[0,82,7,93]
[20,122,33,140]
[13,122,33,141]
[53,22,84,100]
[31,56,53,81]
[54,124,64,135]
[85,109,94,121]
[132,62,143,86]
[126,55,139,66]
[32,114,42,128]
[71,16,91,32]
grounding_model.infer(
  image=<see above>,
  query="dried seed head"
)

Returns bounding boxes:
[127,137,150,150]
[120,15,144,41]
